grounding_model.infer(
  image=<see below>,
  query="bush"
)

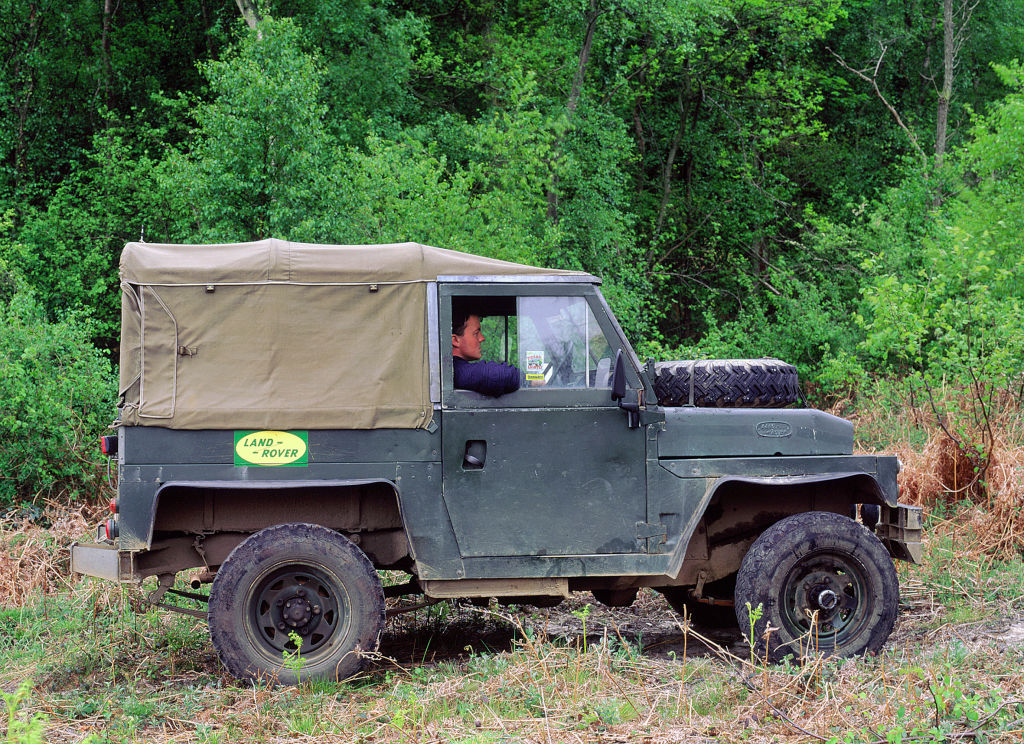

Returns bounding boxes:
[0,260,115,506]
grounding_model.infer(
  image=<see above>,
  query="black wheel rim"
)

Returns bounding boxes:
[779,549,870,650]
[245,562,351,663]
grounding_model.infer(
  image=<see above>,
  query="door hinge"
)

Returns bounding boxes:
[635,521,667,551]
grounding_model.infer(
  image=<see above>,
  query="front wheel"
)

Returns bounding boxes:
[209,522,385,684]
[735,512,898,663]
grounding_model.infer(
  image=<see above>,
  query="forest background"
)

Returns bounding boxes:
[2,0,1024,505]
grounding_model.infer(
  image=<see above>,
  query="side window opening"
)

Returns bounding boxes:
[449,294,615,394]
[479,314,516,365]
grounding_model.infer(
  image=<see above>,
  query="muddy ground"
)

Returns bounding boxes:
[379,584,1024,670]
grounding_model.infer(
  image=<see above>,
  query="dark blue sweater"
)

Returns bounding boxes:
[453,357,521,397]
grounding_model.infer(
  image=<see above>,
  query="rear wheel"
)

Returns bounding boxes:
[209,522,385,684]
[735,512,898,663]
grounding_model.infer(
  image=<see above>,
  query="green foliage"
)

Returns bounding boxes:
[269,0,427,146]
[5,0,1024,406]
[0,0,234,205]
[9,123,167,346]
[0,255,115,505]
[161,16,336,242]
[859,63,1024,387]
[827,664,1024,744]
[2,680,46,744]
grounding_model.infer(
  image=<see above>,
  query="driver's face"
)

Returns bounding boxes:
[453,315,484,361]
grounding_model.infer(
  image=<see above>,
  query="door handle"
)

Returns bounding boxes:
[463,440,486,469]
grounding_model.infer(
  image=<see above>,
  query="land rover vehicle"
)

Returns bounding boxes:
[72,239,922,683]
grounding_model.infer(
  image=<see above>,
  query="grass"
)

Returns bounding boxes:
[2,528,1023,743]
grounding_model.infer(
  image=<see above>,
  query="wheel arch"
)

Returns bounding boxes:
[143,479,412,573]
[669,472,895,585]
[707,471,894,510]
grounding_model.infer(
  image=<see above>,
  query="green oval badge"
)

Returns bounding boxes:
[234,430,308,466]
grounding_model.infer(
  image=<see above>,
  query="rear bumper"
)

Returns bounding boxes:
[878,503,924,564]
[71,542,135,581]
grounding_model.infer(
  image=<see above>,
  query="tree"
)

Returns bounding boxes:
[160,16,336,242]
[859,62,1024,383]
[6,123,167,348]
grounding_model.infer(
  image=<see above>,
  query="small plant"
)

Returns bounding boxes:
[283,630,306,674]
[195,724,223,744]
[743,601,764,666]
[571,603,592,654]
[3,680,47,744]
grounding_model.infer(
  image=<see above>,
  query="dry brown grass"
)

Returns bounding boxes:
[899,437,1024,559]
[847,383,1024,560]
[0,501,98,608]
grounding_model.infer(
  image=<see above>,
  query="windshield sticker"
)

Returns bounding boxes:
[525,351,545,382]
[234,430,309,466]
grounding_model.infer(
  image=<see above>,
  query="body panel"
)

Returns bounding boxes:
[656,407,854,458]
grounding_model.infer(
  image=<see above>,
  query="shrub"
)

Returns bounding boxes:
[0,260,115,506]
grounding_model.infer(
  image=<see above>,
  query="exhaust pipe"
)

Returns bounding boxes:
[188,569,216,589]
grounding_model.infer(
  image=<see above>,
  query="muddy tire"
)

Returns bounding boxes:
[209,522,385,684]
[735,512,898,663]
[653,358,799,407]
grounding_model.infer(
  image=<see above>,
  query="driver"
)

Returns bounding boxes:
[452,310,521,397]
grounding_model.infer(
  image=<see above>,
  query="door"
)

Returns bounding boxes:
[440,286,648,558]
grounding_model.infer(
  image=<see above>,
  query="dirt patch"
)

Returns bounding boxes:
[381,590,746,668]
[996,620,1024,646]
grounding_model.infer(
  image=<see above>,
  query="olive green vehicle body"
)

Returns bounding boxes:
[72,273,921,604]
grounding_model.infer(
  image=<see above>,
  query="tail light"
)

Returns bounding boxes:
[99,435,118,456]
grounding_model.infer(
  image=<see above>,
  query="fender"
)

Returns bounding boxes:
[660,459,899,580]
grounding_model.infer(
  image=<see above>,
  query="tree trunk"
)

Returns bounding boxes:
[935,0,977,168]
[99,0,115,108]
[546,0,600,224]
[201,0,214,56]
[234,0,261,31]
[655,86,687,236]
[10,3,42,180]
[934,0,954,167]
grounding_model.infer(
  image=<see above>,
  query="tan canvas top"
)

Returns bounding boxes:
[118,240,588,430]
[120,240,583,285]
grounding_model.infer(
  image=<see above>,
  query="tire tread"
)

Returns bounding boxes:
[653,358,799,408]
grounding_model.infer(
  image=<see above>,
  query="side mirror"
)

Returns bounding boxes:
[610,349,639,428]
[611,349,626,401]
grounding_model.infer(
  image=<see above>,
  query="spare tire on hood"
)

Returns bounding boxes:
[653,358,799,408]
